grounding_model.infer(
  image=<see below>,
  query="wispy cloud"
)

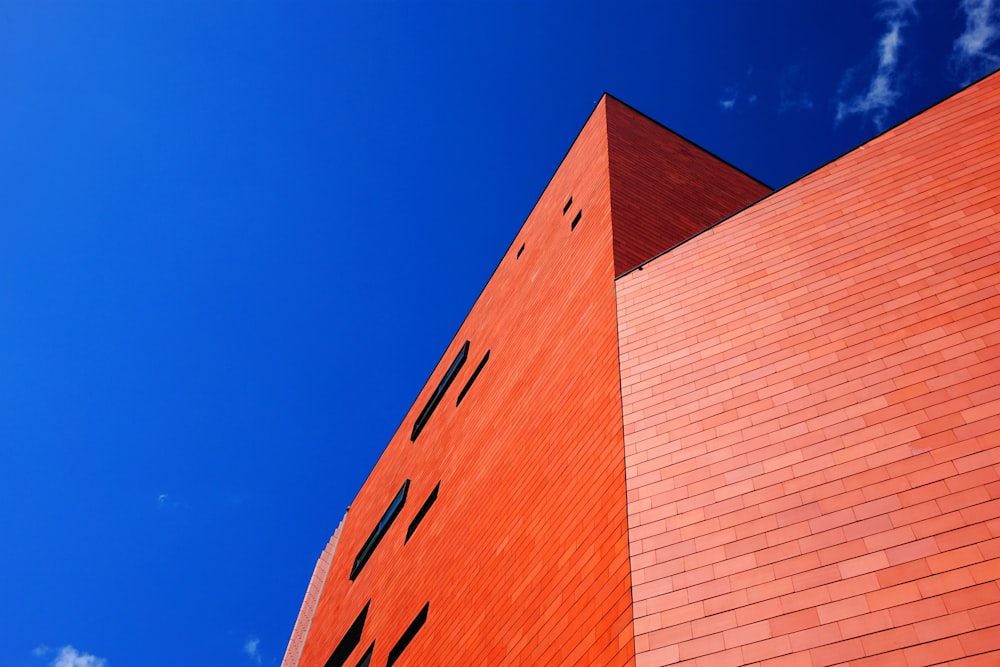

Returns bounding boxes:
[243,637,261,664]
[156,493,189,510]
[719,88,738,110]
[836,0,918,129]
[952,0,1000,83]
[719,69,756,111]
[48,646,107,667]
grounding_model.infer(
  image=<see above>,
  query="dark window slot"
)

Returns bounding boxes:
[406,482,440,542]
[456,350,489,406]
[355,642,374,667]
[386,603,429,667]
[325,601,370,667]
[516,243,525,259]
[571,210,582,230]
[563,196,573,214]
[411,341,469,441]
[350,481,410,581]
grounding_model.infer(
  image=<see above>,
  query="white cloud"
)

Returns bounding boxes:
[953,0,1000,83]
[50,646,106,667]
[156,493,189,510]
[32,646,50,657]
[718,69,756,112]
[243,637,261,664]
[836,0,917,129]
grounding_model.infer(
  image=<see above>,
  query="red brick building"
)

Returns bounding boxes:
[283,71,1000,666]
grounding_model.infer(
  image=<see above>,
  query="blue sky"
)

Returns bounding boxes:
[1,2,997,666]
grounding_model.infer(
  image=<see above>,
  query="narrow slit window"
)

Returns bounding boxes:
[406,482,440,542]
[563,196,573,214]
[325,601,370,667]
[386,603,429,667]
[411,341,469,441]
[571,210,582,230]
[350,481,409,581]
[516,243,525,259]
[355,643,374,667]
[456,350,489,406]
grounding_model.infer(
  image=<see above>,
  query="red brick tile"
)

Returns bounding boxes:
[945,653,1000,667]
[690,610,738,638]
[936,523,994,551]
[838,609,893,639]
[843,650,909,667]
[914,610,975,643]
[809,638,865,666]
[968,556,1000,583]
[866,582,921,611]
[819,539,870,566]
[818,596,871,624]
[677,632,726,661]
[917,568,978,598]
[827,573,881,602]
[957,625,1000,657]
[861,625,921,656]
[885,537,940,565]
[960,498,1000,525]
[838,551,890,579]
[741,635,793,663]
[759,652,815,667]
[888,596,948,626]
[927,544,984,573]
[781,586,834,614]
[737,598,785,627]
[967,599,1000,630]
[792,564,842,592]
[942,581,1000,613]
[723,619,772,649]
[648,622,694,648]
[890,501,942,530]
[912,511,967,540]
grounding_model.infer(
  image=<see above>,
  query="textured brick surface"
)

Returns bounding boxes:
[281,516,345,667]
[618,72,1000,666]
[295,97,640,667]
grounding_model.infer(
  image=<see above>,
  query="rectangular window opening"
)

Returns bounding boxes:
[406,482,440,543]
[355,642,374,667]
[411,341,469,441]
[516,243,525,259]
[456,350,489,406]
[563,196,573,214]
[325,601,370,667]
[350,481,410,581]
[571,210,582,230]
[386,603,429,667]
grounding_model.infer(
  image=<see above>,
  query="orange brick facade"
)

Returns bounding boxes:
[618,73,1000,666]
[286,73,1000,666]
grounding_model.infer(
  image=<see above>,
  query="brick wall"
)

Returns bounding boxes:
[296,98,635,667]
[617,72,1000,666]
[282,515,346,667]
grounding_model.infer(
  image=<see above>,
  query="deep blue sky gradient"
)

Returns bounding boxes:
[1,2,997,666]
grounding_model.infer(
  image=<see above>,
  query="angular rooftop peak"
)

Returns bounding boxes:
[597,94,772,274]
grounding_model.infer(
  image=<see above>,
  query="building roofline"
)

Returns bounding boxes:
[614,67,1000,280]
[600,91,773,191]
